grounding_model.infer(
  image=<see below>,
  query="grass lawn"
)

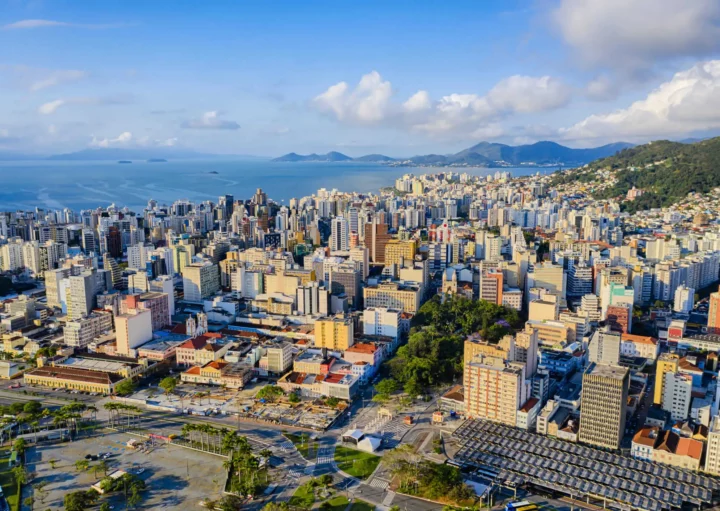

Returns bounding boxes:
[334,446,381,480]
[349,500,375,511]
[283,432,317,461]
[324,495,350,510]
[0,448,20,511]
[288,483,315,508]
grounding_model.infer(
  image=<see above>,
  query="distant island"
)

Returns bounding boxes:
[272,141,634,168]
[118,160,132,164]
[147,158,167,163]
[208,171,219,174]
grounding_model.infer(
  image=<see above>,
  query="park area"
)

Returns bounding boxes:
[288,476,375,510]
[25,429,226,510]
[0,448,20,511]
[334,446,381,480]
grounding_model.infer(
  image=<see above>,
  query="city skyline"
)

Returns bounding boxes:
[1,0,720,156]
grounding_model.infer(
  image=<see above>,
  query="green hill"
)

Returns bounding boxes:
[553,137,720,213]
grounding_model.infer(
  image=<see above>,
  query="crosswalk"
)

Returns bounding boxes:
[368,477,390,490]
[287,468,303,479]
[277,440,295,453]
[316,455,334,465]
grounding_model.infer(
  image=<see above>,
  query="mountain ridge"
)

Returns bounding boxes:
[272,140,634,166]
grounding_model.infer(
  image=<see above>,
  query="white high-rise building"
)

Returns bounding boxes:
[330,216,349,252]
[0,239,24,271]
[21,241,41,276]
[662,372,692,421]
[182,262,220,302]
[363,307,401,345]
[673,285,695,313]
[128,243,150,270]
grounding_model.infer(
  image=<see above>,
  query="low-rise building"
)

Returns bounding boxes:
[180,360,254,389]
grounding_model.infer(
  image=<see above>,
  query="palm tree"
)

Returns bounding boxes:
[31,421,39,444]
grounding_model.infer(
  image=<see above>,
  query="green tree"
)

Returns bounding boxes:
[325,396,340,407]
[375,378,399,398]
[10,402,25,415]
[262,503,289,511]
[23,401,42,415]
[100,503,112,511]
[23,496,34,510]
[127,487,142,509]
[75,459,90,472]
[13,438,27,455]
[255,385,284,402]
[159,376,178,397]
[63,490,97,511]
[115,379,136,396]
[288,392,300,404]
[318,474,333,486]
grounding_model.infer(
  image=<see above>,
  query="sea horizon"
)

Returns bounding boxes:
[0,159,549,213]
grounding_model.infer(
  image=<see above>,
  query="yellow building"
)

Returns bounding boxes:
[363,282,421,314]
[384,240,418,267]
[24,366,127,394]
[654,353,680,404]
[314,315,355,351]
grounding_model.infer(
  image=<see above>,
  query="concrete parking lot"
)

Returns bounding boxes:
[26,430,226,510]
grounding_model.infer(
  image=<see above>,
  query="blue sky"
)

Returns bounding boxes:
[1,0,720,156]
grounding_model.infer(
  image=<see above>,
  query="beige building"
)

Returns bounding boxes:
[363,282,421,314]
[578,363,629,450]
[464,351,527,426]
[314,315,355,351]
[705,416,720,475]
[654,353,680,404]
[182,262,220,302]
[260,341,294,374]
[525,320,573,347]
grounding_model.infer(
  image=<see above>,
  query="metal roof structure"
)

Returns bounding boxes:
[453,420,720,511]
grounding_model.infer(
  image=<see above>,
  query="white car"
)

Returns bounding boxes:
[136,468,145,474]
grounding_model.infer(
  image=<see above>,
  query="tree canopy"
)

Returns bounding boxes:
[386,295,519,393]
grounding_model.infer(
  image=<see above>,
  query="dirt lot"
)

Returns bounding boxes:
[26,430,226,510]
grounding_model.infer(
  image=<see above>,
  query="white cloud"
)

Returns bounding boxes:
[29,69,87,91]
[182,111,240,130]
[562,60,720,142]
[2,19,126,30]
[90,131,177,148]
[553,0,720,69]
[313,70,392,123]
[402,91,432,113]
[487,75,571,113]
[38,96,130,114]
[313,71,571,139]
[38,99,66,115]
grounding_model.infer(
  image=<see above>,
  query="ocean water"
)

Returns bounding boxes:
[0,159,548,212]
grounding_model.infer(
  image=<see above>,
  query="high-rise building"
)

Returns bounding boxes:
[314,315,355,351]
[182,262,220,302]
[588,328,621,365]
[330,216,349,252]
[705,416,720,475]
[67,271,97,319]
[673,285,695,313]
[364,222,391,264]
[330,265,362,309]
[654,353,680,405]
[662,372,692,422]
[709,290,720,332]
[579,363,629,450]
[479,270,504,305]
[363,307,401,344]
[115,309,153,356]
[296,282,329,316]
[464,350,527,426]
[364,282,421,314]
[384,240,417,267]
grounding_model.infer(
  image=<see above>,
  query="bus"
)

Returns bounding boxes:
[505,502,538,511]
